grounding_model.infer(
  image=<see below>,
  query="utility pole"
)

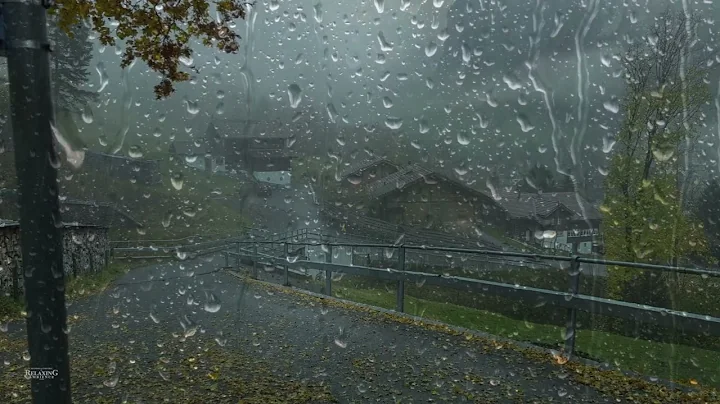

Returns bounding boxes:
[4,1,73,403]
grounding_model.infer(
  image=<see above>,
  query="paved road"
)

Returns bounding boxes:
[1,255,622,403]
[223,181,323,235]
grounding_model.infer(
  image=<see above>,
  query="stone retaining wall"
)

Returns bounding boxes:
[0,223,110,297]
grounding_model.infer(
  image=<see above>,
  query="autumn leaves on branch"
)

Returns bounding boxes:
[51,0,252,99]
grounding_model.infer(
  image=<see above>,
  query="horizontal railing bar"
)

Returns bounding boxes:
[114,228,720,277]
[229,251,720,335]
[224,238,720,277]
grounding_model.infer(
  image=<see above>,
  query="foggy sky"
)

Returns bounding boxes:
[74,0,720,185]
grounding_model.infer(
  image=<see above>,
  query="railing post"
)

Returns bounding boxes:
[235,242,240,269]
[350,246,355,266]
[325,244,332,296]
[283,242,290,286]
[253,243,259,279]
[564,256,581,357]
[396,246,405,313]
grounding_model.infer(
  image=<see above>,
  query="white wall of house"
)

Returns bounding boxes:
[254,171,291,186]
[185,158,205,170]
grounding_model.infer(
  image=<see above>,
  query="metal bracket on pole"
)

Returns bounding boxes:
[6,39,51,51]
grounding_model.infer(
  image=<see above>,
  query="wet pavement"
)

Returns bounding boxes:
[0,255,625,403]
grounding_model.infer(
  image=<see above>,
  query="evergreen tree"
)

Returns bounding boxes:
[47,16,97,114]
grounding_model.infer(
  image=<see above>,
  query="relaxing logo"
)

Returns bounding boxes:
[25,368,58,380]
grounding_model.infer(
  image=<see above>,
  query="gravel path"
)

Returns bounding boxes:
[0,255,627,403]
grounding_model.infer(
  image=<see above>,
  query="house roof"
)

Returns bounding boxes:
[246,149,295,159]
[170,140,207,156]
[60,199,140,229]
[85,150,160,163]
[490,190,602,221]
[0,219,18,227]
[366,164,434,199]
[0,219,108,229]
[207,119,290,139]
[1,188,139,229]
[340,156,397,178]
[365,163,494,203]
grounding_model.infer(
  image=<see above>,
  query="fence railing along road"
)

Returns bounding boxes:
[220,237,720,359]
[111,229,720,359]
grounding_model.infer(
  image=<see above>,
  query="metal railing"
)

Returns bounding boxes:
[220,238,720,358]
[109,226,270,249]
[566,228,601,238]
[321,206,503,250]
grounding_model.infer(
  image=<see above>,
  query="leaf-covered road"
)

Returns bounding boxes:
[0,255,712,403]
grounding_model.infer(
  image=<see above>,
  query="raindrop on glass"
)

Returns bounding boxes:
[603,99,619,114]
[425,42,438,57]
[313,2,323,23]
[516,114,535,132]
[288,84,303,108]
[96,62,109,92]
[382,96,393,109]
[385,117,403,130]
[81,105,94,124]
[203,292,222,313]
[374,0,384,13]
[128,145,143,158]
[171,173,184,190]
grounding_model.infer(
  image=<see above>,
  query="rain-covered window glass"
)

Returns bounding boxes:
[1,1,720,403]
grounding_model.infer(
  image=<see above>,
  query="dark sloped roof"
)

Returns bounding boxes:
[366,164,434,199]
[85,150,160,163]
[61,199,141,229]
[208,119,290,139]
[247,150,295,159]
[170,140,207,155]
[365,164,498,204]
[539,192,602,220]
[340,156,397,178]
[0,219,18,227]
[1,189,140,229]
[490,190,602,221]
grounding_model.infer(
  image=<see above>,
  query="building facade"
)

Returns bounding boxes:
[365,164,507,237]
[205,120,293,173]
[491,190,603,254]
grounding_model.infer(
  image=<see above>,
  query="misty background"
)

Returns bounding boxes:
[4,0,719,194]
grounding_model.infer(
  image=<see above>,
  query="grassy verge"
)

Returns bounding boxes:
[65,258,167,301]
[244,271,718,403]
[481,226,546,253]
[329,279,720,389]
[0,295,23,322]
